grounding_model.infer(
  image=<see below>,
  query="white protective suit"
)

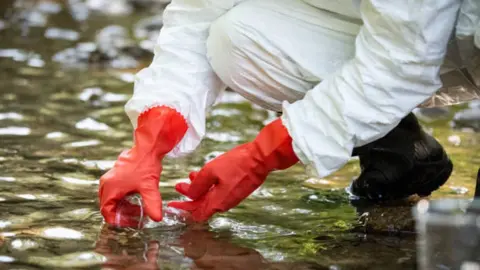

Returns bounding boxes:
[125,0,480,178]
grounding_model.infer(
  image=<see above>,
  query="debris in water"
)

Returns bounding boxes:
[449,186,469,195]
[448,135,461,146]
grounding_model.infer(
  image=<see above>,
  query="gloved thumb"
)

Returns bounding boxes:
[173,171,198,198]
[140,187,163,222]
[175,182,191,197]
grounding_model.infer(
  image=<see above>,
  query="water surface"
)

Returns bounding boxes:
[0,1,479,269]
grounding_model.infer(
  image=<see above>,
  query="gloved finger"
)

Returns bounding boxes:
[100,186,129,224]
[190,189,225,222]
[101,198,120,224]
[185,169,218,200]
[191,204,218,223]
[189,171,199,182]
[98,172,113,202]
[140,182,163,222]
[167,200,201,212]
[173,171,200,197]
[169,196,217,223]
[175,182,191,197]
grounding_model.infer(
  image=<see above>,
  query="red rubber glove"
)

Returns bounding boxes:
[168,118,299,222]
[99,106,188,225]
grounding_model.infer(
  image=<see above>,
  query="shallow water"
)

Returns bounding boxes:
[0,1,479,269]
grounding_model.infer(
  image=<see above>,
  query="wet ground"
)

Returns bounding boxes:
[0,1,479,269]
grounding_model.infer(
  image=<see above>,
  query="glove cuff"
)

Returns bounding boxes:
[252,118,299,171]
[134,106,188,158]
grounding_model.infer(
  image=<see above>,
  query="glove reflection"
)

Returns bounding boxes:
[95,224,317,270]
[179,228,267,270]
[95,225,160,270]
[94,224,266,270]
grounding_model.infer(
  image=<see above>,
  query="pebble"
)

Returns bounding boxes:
[413,107,450,122]
[452,107,480,131]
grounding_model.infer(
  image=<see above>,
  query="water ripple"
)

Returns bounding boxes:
[0,112,23,120]
[0,127,31,136]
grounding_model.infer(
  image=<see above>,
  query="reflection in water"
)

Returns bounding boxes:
[95,225,325,270]
[0,0,478,269]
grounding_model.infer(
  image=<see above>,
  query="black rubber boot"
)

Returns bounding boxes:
[349,113,453,201]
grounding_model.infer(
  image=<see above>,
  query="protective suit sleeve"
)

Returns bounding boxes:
[281,0,462,177]
[456,0,480,38]
[124,0,244,158]
[456,0,480,62]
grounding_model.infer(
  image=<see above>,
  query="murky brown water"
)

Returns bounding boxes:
[0,1,479,269]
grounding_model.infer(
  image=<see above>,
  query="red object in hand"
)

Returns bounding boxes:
[99,106,188,225]
[168,118,299,222]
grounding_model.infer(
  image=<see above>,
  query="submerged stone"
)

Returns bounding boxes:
[350,198,419,235]
[452,106,480,131]
[413,107,450,122]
